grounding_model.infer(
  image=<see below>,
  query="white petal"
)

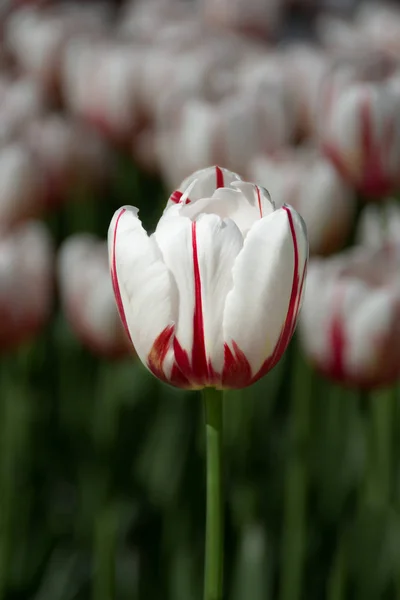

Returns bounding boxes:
[154,211,243,379]
[165,165,242,208]
[175,181,274,236]
[108,206,175,372]
[194,214,243,373]
[223,206,308,377]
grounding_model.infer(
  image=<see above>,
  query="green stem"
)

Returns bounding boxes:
[366,387,394,505]
[93,505,117,600]
[203,387,224,600]
[279,350,313,600]
[327,534,346,600]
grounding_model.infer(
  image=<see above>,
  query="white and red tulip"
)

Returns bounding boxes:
[248,147,355,255]
[108,166,308,389]
[319,53,400,198]
[299,246,400,389]
[356,199,400,250]
[0,221,53,351]
[58,234,130,358]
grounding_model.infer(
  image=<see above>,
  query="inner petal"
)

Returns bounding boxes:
[179,181,274,236]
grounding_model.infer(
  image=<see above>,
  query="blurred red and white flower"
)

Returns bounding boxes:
[0,221,53,350]
[248,147,355,255]
[157,89,290,188]
[0,142,46,227]
[282,44,329,138]
[299,247,400,389]
[319,52,400,198]
[108,166,308,389]
[202,0,283,40]
[5,3,108,93]
[0,76,47,144]
[58,234,130,358]
[356,199,400,250]
[62,39,141,142]
[24,115,110,204]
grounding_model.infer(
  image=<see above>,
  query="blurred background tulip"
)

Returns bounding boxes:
[0,220,53,350]
[58,234,130,358]
[299,246,400,388]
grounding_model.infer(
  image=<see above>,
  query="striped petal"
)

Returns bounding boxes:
[154,211,243,386]
[222,205,308,387]
[166,165,242,208]
[108,206,177,381]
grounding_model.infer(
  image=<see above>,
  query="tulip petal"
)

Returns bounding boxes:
[223,206,307,385]
[108,206,176,379]
[166,165,242,208]
[178,181,274,236]
[154,212,243,385]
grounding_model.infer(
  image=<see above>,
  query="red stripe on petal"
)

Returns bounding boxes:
[169,190,183,204]
[252,206,303,383]
[215,166,224,188]
[111,208,131,342]
[222,341,252,388]
[191,221,209,383]
[328,287,346,380]
[148,324,174,382]
[256,185,263,218]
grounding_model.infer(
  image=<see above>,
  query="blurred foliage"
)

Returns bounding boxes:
[0,157,399,600]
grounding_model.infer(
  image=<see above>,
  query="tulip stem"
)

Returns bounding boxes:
[203,387,224,600]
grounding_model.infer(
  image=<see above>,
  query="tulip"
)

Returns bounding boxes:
[248,147,355,255]
[58,234,130,358]
[0,142,46,228]
[356,199,400,250]
[24,115,110,205]
[202,0,283,39]
[0,76,47,145]
[62,39,141,142]
[5,4,108,94]
[319,52,400,198]
[157,89,290,189]
[0,221,53,351]
[299,246,400,389]
[108,166,308,389]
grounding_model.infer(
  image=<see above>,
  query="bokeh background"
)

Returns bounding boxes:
[1,0,400,598]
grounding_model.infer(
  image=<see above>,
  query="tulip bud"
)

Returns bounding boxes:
[157,89,290,189]
[109,166,308,389]
[248,147,355,255]
[356,199,400,250]
[202,0,283,40]
[58,234,131,358]
[0,221,53,350]
[0,76,47,144]
[5,4,108,94]
[62,39,141,142]
[319,52,400,198]
[24,115,110,205]
[299,247,400,389]
[0,143,46,227]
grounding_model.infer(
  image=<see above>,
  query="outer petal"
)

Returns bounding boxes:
[108,206,176,380]
[222,205,308,387]
[165,165,242,208]
[154,212,243,385]
[174,181,274,237]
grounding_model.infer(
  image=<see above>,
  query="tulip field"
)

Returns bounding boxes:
[2,0,400,599]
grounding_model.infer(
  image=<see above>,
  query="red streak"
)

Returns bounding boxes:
[191,221,209,382]
[111,209,131,342]
[215,166,224,188]
[169,190,183,204]
[251,206,303,383]
[256,185,263,218]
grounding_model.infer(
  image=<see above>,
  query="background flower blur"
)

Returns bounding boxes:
[1,0,400,599]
